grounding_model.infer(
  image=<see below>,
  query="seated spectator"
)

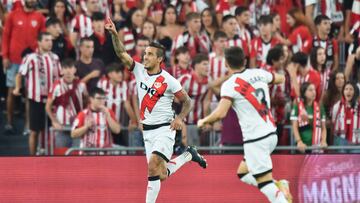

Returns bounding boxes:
[71,87,121,155]
[46,59,87,149]
[89,12,118,65]
[75,37,105,90]
[331,82,360,153]
[291,82,327,153]
[171,46,191,78]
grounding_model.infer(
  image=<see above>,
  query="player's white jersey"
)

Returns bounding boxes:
[220,68,276,141]
[131,61,182,125]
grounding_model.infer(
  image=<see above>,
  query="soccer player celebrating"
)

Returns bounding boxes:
[198,47,292,203]
[105,17,207,203]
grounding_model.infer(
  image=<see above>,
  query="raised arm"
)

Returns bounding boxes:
[105,17,134,68]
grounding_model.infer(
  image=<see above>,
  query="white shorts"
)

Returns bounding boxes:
[244,133,278,177]
[143,125,176,163]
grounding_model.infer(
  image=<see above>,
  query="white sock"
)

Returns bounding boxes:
[259,181,288,203]
[238,173,258,187]
[146,176,161,203]
[166,151,192,176]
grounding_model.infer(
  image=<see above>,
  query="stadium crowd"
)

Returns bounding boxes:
[0,0,360,155]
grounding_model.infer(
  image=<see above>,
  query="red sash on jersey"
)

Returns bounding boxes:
[53,79,82,113]
[298,100,322,146]
[140,75,168,120]
[234,77,275,126]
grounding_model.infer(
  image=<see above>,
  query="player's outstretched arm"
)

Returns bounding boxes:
[105,17,133,68]
[197,98,232,128]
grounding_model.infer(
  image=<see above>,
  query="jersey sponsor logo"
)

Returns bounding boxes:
[139,76,168,120]
[234,77,275,125]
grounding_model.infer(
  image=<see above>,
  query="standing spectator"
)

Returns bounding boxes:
[132,36,151,63]
[171,46,191,78]
[178,53,211,146]
[215,0,244,25]
[89,12,118,65]
[173,0,208,25]
[70,0,100,46]
[117,8,144,55]
[249,15,279,69]
[172,12,211,58]
[46,59,87,149]
[158,5,185,42]
[2,0,46,132]
[312,14,339,72]
[276,8,313,54]
[345,46,360,83]
[331,82,360,152]
[208,30,228,81]
[46,17,75,61]
[75,37,105,90]
[235,6,252,58]
[290,82,327,153]
[201,7,219,41]
[71,87,121,155]
[310,47,329,94]
[141,19,157,42]
[142,0,164,25]
[49,0,74,36]
[13,32,62,155]
[222,15,243,50]
[97,63,137,126]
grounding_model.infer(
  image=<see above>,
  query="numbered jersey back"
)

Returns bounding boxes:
[220,69,276,141]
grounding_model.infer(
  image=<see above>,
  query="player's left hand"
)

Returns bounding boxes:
[170,117,183,131]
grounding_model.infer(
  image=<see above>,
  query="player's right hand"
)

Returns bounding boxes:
[105,17,117,35]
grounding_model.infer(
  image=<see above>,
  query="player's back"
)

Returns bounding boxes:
[221,68,276,142]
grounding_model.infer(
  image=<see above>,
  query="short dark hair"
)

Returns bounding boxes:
[258,15,273,25]
[46,17,61,28]
[213,30,228,41]
[192,53,209,68]
[222,14,236,24]
[174,46,189,64]
[91,11,105,21]
[235,6,248,16]
[106,63,124,74]
[37,32,52,41]
[224,47,245,69]
[291,52,308,67]
[186,12,201,22]
[149,41,165,61]
[266,45,284,66]
[79,37,94,46]
[136,35,151,44]
[89,87,106,98]
[314,14,331,26]
[61,58,75,69]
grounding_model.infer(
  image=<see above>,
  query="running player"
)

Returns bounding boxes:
[198,47,292,203]
[105,18,207,203]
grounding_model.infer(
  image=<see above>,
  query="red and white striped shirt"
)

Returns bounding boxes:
[208,52,227,81]
[351,0,360,36]
[250,36,279,69]
[178,72,209,124]
[72,108,116,153]
[97,76,128,122]
[237,27,252,56]
[121,27,136,53]
[70,14,93,38]
[172,31,211,58]
[19,51,61,103]
[171,64,192,79]
[49,79,87,125]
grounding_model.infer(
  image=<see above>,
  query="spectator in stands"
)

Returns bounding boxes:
[249,15,279,69]
[75,37,105,90]
[173,0,208,25]
[158,5,184,42]
[222,15,244,52]
[312,15,339,72]
[289,52,322,101]
[172,12,211,58]
[171,46,191,78]
[70,0,100,46]
[142,0,164,25]
[215,0,243,25]
[97,63,137,126]
[271,13,282,37]
[141,19,157,42]
[208,31,228,81]
[46,58,87,149]
[235,6,252,58]
[345,46,360,83]
[71,87,121,155]
[290,82,327,153]
[2,0,46,133]
[89,12,118,65]
[46,17,75,61]
[201,7,219,41]
[310,46,329,95]
[117,8,144,55]
[13,32,62,155]
[132,36,151,63]
[331,82,360,153]
[275,8,313,54]
[49,0,74,36]
[178,53,211,146]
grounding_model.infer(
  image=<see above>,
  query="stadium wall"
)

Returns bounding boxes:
[0,155,359,203]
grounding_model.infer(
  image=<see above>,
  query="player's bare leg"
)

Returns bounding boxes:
[237,160,257,186]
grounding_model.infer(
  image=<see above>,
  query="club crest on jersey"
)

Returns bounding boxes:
[31,20,38,27]
[154,82,162,89]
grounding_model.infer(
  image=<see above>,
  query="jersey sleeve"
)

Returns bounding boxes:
[108,109,117,121]
[130,61,144,78]
[19,55,33,76]
[260,69,274,84]
[290,104,299,121]
[72,111,85,130]
[169,75,183,94]
[48,82,61,100]
[122,82,128,101]
[220,80,236,100]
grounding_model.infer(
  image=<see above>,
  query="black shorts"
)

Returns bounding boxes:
[29,100,46,132]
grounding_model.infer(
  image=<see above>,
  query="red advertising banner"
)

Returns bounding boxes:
[0,155,358,202]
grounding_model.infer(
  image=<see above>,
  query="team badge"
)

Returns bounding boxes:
[31,20,38,27]
[154,82,162,89]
